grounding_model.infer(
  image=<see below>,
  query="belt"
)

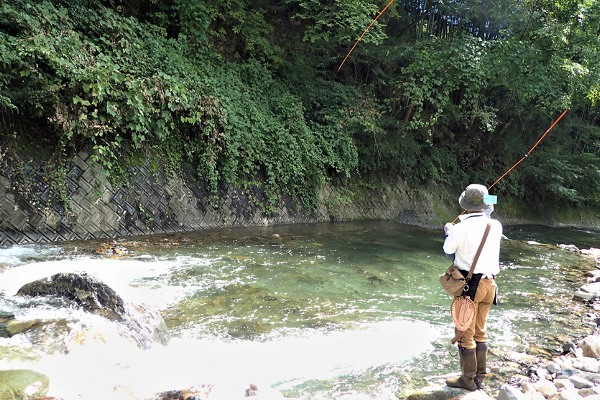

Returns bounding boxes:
[458,269,495,281]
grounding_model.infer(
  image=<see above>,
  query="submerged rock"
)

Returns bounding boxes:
[0,311,15,321]
[4,318,68,338]
[559,244,581,253]
[0,311,16,337]
[0,369,49,400]
[122,303,170,348]
[17,272,126,320]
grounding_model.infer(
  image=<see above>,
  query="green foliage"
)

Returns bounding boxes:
[1,0,599,213]
[523,152,600,206]
[399,36,497,135]
[202,60,353,210]
[289,0,388,45]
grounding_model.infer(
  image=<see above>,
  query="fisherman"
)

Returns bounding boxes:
[443,184,503,391]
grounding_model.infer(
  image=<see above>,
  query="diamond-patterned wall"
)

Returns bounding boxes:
[0,151,449,248]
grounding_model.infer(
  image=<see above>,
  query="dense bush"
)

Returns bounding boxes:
[1,0,599,210]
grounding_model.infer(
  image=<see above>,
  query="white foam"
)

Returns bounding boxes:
[0,258,185,309]
[0,318,441,400]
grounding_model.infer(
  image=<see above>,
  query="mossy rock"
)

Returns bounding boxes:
[0,369,49,400]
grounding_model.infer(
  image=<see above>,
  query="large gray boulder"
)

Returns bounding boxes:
[0,369,49,400]
[17,272,126,320]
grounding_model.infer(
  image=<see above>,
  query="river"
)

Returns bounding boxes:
[0,221,598,400]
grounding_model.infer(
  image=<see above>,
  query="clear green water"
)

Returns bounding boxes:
[0,221,598,399]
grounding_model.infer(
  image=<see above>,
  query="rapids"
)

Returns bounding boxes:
[0,221,598,399]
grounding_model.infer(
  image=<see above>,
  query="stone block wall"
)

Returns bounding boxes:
[2,151,598,248]
[1,151,453,247]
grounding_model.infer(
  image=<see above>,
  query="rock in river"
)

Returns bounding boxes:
[0,369,49,400]
[15,272,169,348]
[17,272,126,320]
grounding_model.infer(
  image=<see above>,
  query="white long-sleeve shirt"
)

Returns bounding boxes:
[443,212,503,278]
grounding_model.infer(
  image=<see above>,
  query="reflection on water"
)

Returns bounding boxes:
[0,221,598,399]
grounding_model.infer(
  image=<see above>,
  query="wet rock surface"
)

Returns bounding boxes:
[406,385,483,400]
[0,369,49,400]
[122,302,170,348]
[0,310,15,337]
[405,334,600,400]
[17,272,126,320]
[150,383,296,400]
[11,272,169,350]
[2,231,599,399]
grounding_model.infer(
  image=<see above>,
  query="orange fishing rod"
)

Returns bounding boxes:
[488,109,568,190]
[338,0,395,71]
[451,109,569,223]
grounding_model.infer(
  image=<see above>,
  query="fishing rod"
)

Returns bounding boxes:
[338,0,395,71]
[451,108,569,224]
[488,109,568,191]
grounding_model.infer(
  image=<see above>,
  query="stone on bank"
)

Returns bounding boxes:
[580,337,600,360]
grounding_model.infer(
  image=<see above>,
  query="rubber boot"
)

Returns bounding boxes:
[446,347,477,391]
[474,342,488,389]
